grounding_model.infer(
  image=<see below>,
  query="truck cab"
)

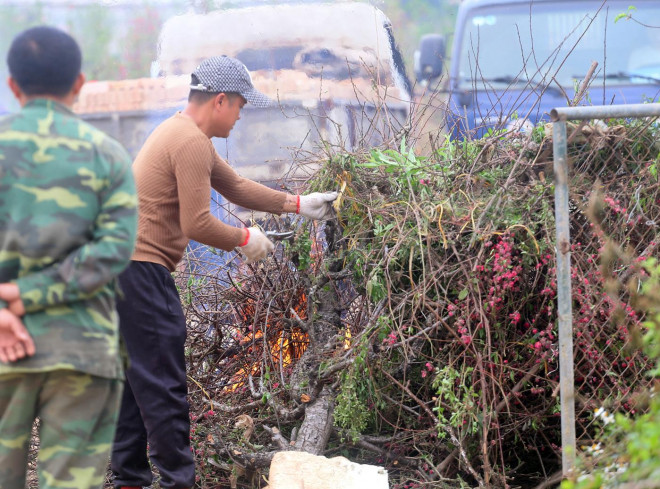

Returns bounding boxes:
[416,0,660,140]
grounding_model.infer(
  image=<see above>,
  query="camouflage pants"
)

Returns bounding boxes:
[0,371,122,489]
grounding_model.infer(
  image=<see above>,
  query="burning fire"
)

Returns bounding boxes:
[220,227,349,393]
[224,290,310,392]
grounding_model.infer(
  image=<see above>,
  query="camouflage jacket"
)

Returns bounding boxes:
[0,99,137,379]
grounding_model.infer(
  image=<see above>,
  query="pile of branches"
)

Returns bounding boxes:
[178,116,660,488]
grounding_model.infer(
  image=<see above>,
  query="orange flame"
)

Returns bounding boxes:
[224,290,309,392]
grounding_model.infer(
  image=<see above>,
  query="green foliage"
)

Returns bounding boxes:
[639,258,660,373]
[334,376,372,442]
[432,366,480,441]
[288,229,313,272]
[0,1,184,93]
[379,0,459,80]
[181,274,209,306]
[366,265,387,302]
[333,334,376,442]
[68,6,118,80]
[614,6,637,23]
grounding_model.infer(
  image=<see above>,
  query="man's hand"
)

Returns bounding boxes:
[0,308,35,363]
[0,283,25,316]
[298,192,338,221]
[239,227,275,263]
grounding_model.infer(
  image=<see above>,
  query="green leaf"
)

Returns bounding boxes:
[614,5,636,23]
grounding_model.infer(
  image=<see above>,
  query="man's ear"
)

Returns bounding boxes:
[214,92,227,108]
[7,76,23,101]
[71,73,85,97]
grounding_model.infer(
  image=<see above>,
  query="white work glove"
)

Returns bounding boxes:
[238,227,274,263]
[297,191,338,220]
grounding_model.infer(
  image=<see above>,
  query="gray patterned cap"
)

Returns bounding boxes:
[190,55,271,108]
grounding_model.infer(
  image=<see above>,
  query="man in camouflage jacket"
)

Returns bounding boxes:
[0,26,137,489]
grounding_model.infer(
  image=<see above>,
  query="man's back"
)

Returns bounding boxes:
[0,98,137,379]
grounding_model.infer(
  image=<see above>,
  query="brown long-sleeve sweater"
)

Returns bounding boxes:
[131,112,287,271]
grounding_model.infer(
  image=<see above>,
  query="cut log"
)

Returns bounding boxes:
[293,385,334,454]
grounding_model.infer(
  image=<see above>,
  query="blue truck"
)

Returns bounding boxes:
[415,0,660,140]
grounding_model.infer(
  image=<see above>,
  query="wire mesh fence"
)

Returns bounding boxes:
[551,104,660,474]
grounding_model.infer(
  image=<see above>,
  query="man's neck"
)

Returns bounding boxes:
[20,94,74,108]
[182,102,214,138]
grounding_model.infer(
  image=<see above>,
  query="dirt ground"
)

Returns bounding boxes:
[26,420,39,488]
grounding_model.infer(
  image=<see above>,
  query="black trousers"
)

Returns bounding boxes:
[111,261,195,489]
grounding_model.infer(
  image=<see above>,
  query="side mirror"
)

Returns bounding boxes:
[416,33,446,82]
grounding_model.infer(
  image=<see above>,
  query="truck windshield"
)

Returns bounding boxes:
[456,1,660,89]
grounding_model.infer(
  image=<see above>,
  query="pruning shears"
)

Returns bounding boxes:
[265,230,295,241]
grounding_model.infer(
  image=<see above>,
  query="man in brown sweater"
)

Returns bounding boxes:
[110,56,337,489]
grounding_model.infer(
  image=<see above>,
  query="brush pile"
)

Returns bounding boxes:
[178,116,660,488]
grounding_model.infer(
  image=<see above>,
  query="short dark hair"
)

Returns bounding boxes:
[7,26,82,97]
[188,74,243,103]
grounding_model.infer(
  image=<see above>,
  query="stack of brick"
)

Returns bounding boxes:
[74,75,190,114]
[73,71,403,114]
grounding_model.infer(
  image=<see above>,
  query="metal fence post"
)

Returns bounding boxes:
[549,102,660,478]
[552,118,576,475]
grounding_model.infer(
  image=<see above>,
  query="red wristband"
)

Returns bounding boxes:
[296,195,301,214]
[239,228,250,247]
